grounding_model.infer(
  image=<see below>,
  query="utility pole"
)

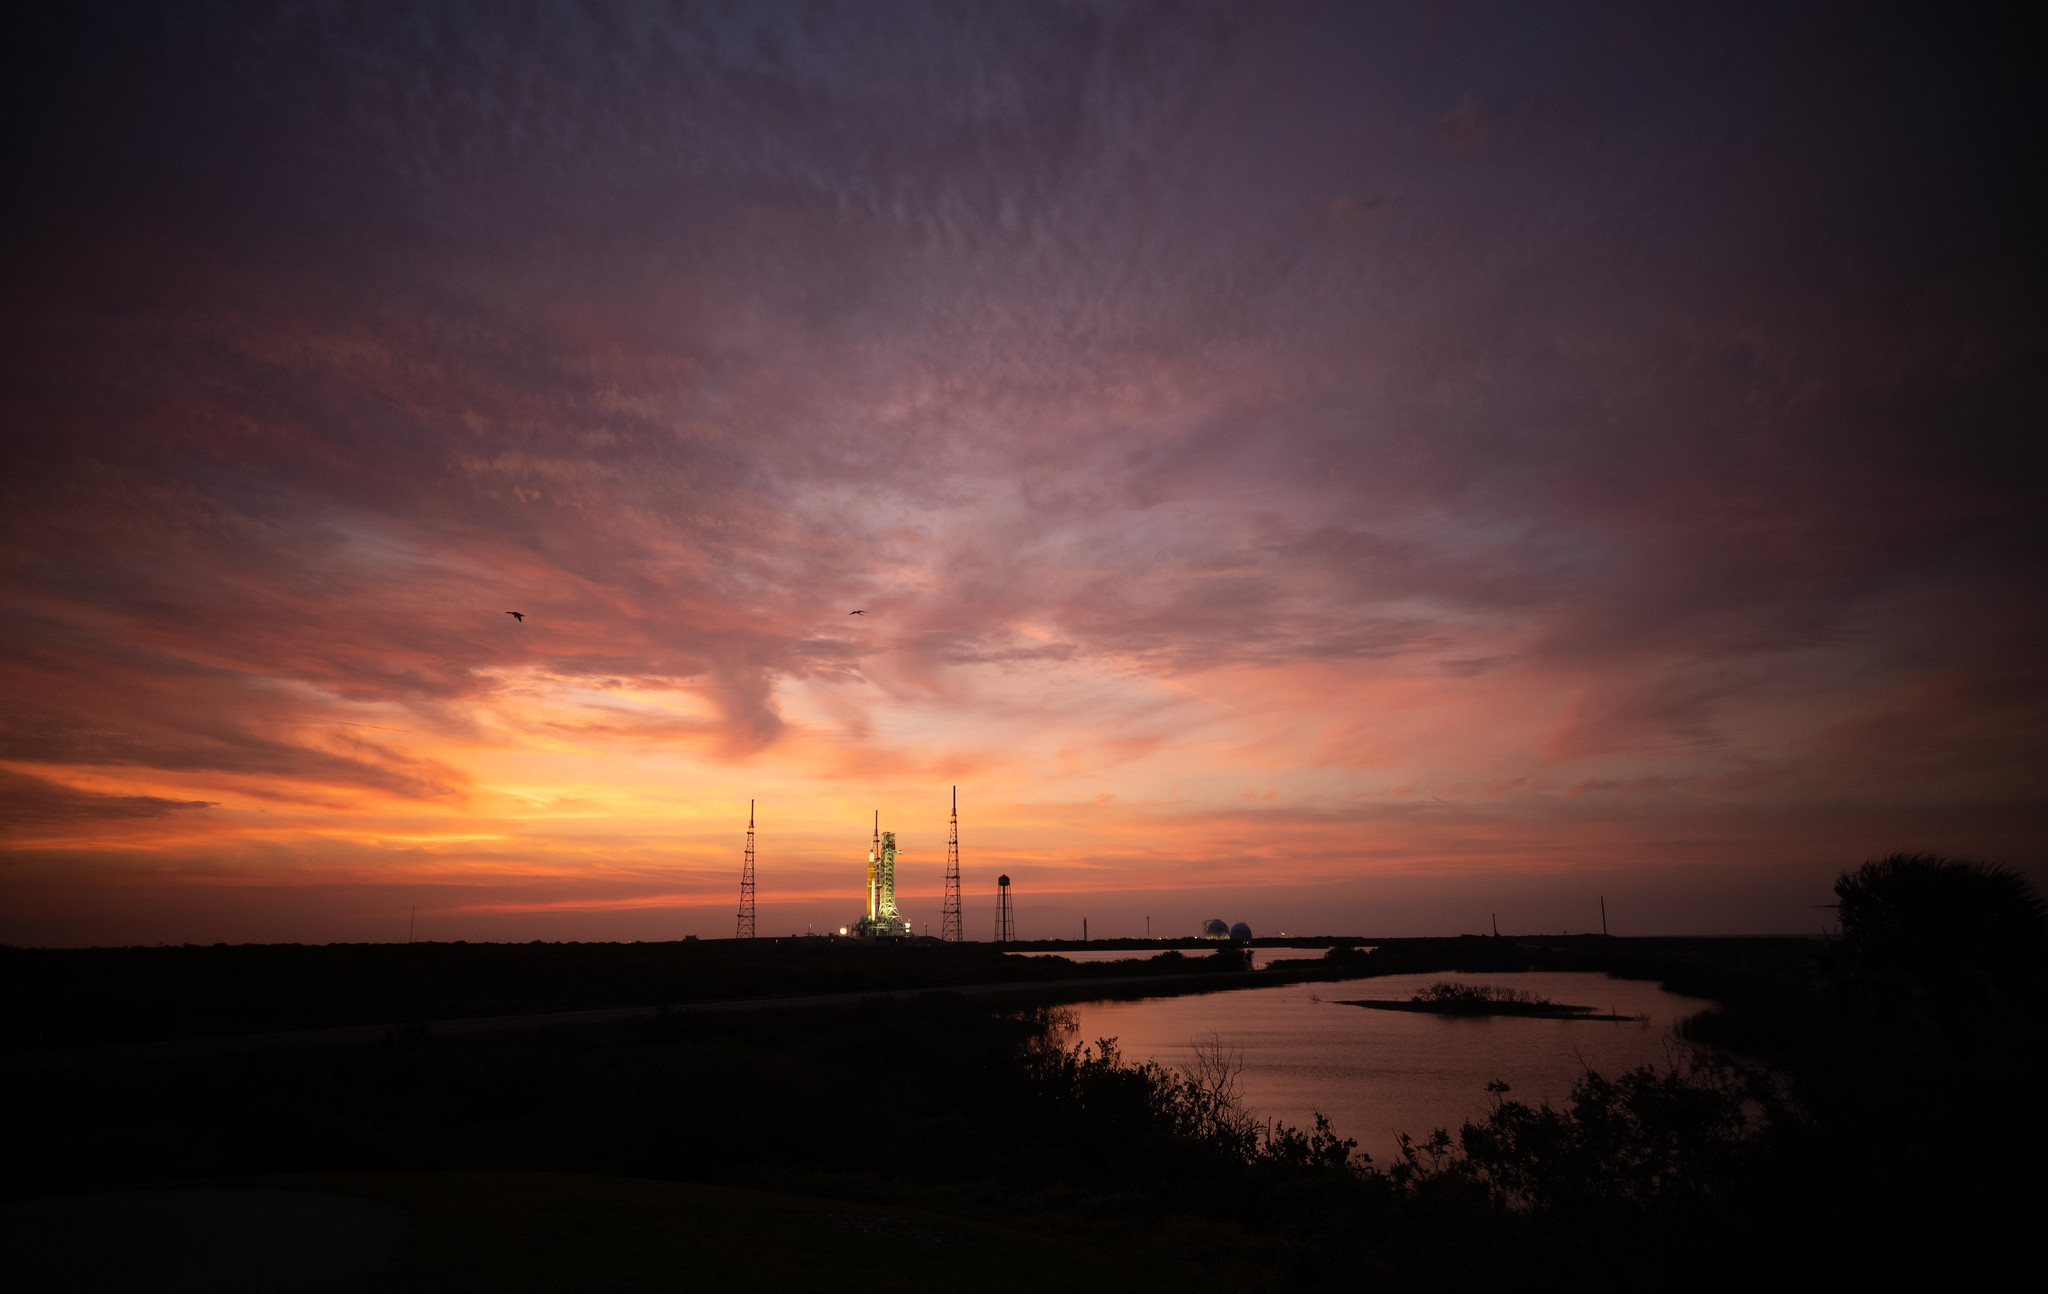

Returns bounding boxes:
[1083,917,1088,942]
[941,786,963,942]
[1601,896,1609,937]
[1492,913,1498,937]
[736,800,757,939]
[1146,915,1151,939]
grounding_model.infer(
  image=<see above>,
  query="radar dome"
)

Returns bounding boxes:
[1203,918,1230,939]
[1230,922,1253,942]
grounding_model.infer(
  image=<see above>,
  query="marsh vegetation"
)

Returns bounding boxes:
[1334,980,1641,1020]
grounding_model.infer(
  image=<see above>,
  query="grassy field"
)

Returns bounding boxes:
[1,937,1268,1054]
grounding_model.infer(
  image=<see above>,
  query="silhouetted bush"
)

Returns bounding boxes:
[1401,1058,1775,1211]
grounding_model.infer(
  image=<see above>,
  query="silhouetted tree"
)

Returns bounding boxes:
[1827,852,2048,1037]
[1207,943,1251,972]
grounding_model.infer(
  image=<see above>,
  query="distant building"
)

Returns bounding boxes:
[1203,918,1230,939]
[1229,922,1253,942]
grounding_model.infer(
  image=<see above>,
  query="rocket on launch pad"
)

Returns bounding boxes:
[851,811,913,938]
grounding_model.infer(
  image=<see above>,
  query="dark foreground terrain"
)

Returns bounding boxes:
[4,859,2042,1290]
[2,1171,1164,1293]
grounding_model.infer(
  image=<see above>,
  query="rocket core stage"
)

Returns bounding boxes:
[852,811,913,938]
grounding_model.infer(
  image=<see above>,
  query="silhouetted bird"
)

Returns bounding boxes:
[848,610,865,616]
[506,611,524,622]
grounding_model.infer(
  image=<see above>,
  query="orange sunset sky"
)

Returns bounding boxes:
[3,3,2042,944]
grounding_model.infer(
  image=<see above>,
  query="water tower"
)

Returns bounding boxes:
[994,874,1015,942]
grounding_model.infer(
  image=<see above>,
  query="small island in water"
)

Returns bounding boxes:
[1338,981,1643,1021]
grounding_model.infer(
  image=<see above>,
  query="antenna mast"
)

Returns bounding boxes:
[941,786,963,942]
[735,800,757,939]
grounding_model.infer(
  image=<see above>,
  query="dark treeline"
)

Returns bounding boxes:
[4,855,2042,1287]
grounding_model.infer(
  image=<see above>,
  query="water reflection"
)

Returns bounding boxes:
[1063,970,1712,1166]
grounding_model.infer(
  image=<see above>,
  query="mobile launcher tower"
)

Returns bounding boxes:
[851,812,913,938]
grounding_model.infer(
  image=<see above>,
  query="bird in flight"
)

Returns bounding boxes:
[848,609,865,616]
[506,611,524,622]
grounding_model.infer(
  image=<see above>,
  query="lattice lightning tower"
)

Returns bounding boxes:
[735,799,757,939]
[941,786,963,942]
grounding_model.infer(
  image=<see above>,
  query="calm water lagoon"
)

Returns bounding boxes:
[1059,966,1713,1166]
